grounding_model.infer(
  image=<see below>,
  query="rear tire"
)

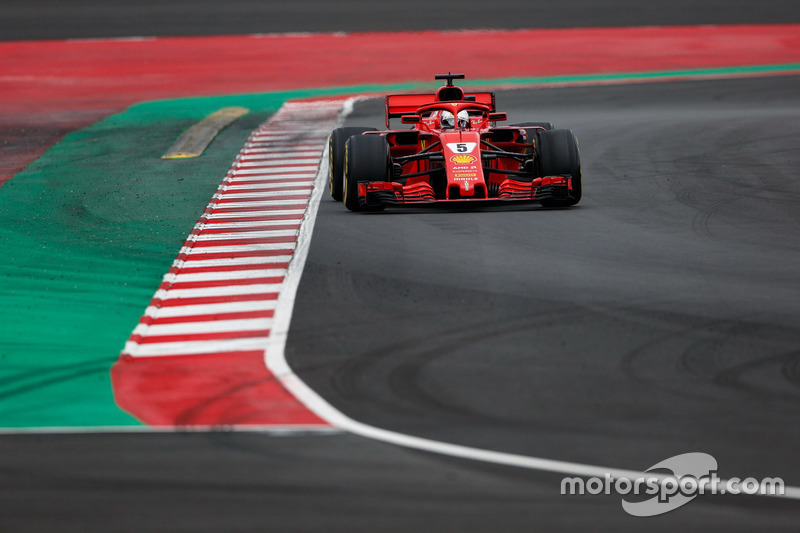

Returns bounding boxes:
[536,128,582,207]
[343,134,390,212]
[329,127,377,201]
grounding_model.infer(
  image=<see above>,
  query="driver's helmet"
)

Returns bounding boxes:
[457,110,470,129]
[441,110,455,129]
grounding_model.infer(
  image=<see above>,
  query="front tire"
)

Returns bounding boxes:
[329,127,377,201]
[536,128,582,207]
[343,134,391,212]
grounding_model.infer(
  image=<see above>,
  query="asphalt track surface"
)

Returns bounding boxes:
[4,76,800,533]
[288,77,800,527]
[300,77,800,468]
[2,0,800,39]
[4,1,800,532]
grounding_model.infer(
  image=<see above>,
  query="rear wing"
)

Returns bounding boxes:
[385,92,496,128]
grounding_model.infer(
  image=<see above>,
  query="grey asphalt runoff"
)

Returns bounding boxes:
[3,0,800,40]
[3,1,800,531]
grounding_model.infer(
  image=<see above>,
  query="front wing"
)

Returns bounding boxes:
[359,176,574,207]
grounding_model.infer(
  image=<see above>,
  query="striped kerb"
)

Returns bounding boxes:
[111,99,347,429]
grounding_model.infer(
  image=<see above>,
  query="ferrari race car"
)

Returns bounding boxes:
[328,73,582,212]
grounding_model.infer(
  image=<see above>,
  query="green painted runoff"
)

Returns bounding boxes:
[0,92,295,428]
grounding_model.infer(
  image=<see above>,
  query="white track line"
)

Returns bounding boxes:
[179,244,296,255]
[174,256,292,268]
[124,337,273,358]
[143,300,278,318]
[132,318,273,337]
[203,209,306,217]
[192,229,298,240]
[166,269,287,283]
[232,166,319,174]
[223,182,315,190]
[208,200,309,208]
[153,284,283,299]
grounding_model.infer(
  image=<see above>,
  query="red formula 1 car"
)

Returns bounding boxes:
[328,73,582,212]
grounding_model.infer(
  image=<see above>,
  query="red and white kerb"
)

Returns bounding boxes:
[112,100,348,428]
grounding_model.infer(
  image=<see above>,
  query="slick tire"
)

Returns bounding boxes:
[343,134,390,212]
[329,127,377,201]
[536,128,582,207]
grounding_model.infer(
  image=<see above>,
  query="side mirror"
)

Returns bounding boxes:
[488,112,508,122]
[401,115,421,124]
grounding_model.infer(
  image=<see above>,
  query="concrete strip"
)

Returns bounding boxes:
[162,106,249,159]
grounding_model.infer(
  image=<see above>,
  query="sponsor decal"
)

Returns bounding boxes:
[450,154,477,164]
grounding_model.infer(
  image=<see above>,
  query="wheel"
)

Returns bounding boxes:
[328,127,377,201]
[536,128,582,207]
[343,134,390,212]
